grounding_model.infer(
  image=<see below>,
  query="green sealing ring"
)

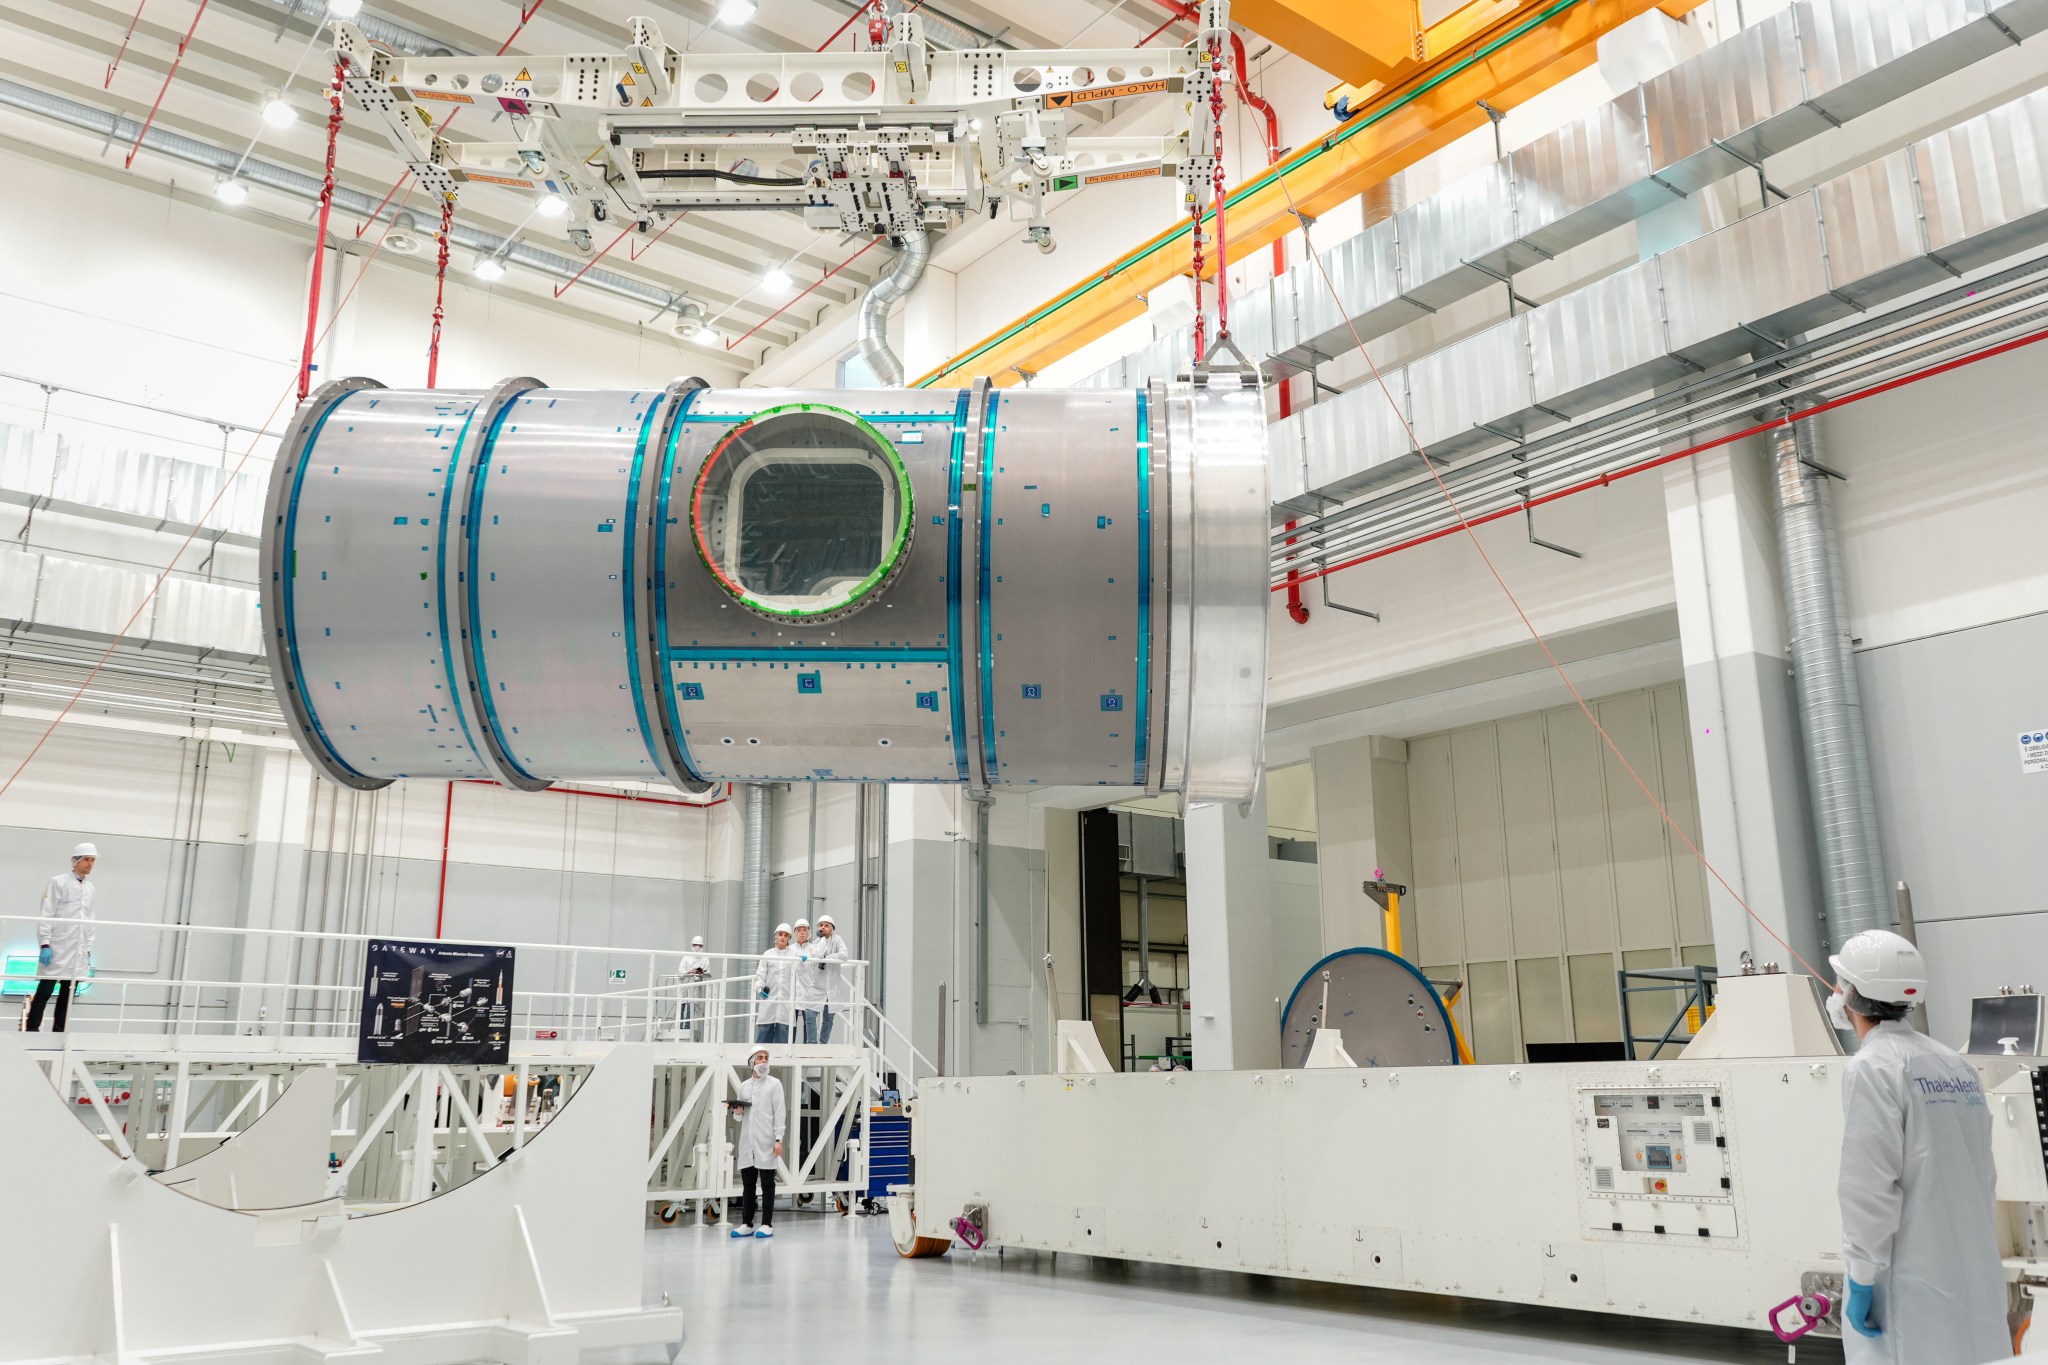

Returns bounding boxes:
[688,402,916,623]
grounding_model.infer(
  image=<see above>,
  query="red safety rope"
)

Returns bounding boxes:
[298,57,347,403]
[1208,43,1230,344]
[427,197,455,388]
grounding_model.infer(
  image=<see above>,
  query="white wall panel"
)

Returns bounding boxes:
[1408,734,1463,968]
[1406,688,1711,1058]
[1449,729,1512,962]
[1498,715,1562,960]
[1652,684,1713,945]
[1549,709,1618,956]
[1598,692,1678,952]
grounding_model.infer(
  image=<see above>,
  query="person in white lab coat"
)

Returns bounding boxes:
[676,936,710,1041]
[727,1047,785,1239]
[28,843,98,1033]
[791,918,827,1044]
[810,913,849,1044]
[1831,929,2009,1363]
[753,924,797,1045]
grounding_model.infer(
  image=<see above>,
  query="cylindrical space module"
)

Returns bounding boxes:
[261,374,1267,801]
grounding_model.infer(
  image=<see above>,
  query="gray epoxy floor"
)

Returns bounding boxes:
[599,1209,1840,1364]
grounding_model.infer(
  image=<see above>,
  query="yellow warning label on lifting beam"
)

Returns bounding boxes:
[462,172,538,190]
[1081,165,1162,185]
[1045,79,1169,109]
[515,67,532,82]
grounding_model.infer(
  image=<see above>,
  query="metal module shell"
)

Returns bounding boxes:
[260,374,1267,801]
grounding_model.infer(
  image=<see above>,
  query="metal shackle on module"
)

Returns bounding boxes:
[260,374,1269,801]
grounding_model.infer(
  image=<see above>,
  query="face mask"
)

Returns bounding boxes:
[1826,992,1851,1030]
[752,1062,769,1078]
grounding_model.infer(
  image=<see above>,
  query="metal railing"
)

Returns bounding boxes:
[1,914,869,1048]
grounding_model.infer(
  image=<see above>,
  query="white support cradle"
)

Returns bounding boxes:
[0,1034,681,1365]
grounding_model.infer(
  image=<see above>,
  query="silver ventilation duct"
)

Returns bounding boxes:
[742,784,775,954]
[856,230,932,387]
[0,79,691,320]
[1267,79,2048,536]
[1078,0,2048,414]
[1772,422,1890,946]
[267,0,458,57]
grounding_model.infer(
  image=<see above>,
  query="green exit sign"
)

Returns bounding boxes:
[610,968,627,980]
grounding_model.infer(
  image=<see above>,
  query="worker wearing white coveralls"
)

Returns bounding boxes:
[27,843,98,1033]
[753,924,798,1045]
[1831,929,2007,1362]
[791,919,828,1044]
[728,1047,786,1238]
[677,936,710,1040]
[810,913,849,1044]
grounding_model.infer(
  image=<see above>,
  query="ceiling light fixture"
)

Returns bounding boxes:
[536,195,569,219]
[761,266,792,294]
[260,92,297,128]
[473,255,507,282]
[214,179,249,206]
[716,0,757,25]
[327,0,364,19]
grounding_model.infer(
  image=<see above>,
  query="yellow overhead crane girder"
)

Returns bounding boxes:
[913,0,1708,390]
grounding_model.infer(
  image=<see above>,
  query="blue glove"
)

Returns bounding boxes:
[1845,1279,1880,1338]
[758,988,769,999]
[38,946,53,967]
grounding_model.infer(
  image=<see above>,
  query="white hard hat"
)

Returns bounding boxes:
[1829,929,1928,1005]
[774,922,792,936]
[71,842,98,860]
[691,936,705,947]
[794,918,810,930]
[817,914,835,927]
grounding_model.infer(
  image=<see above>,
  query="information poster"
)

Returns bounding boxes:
[358,940,515,1065]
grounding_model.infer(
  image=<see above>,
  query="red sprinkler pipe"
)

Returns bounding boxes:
[104,0,154,87]
[725,238,879,352]
[1275,321,2048,590]
[434,780,454,938]
[123,0,210,168]
[298,58,347,403]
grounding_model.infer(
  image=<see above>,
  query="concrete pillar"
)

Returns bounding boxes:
[233,747,314,1032]
[1184,789,1279,1070]
[1310,735,1413,957]
[1663,440,1826,975]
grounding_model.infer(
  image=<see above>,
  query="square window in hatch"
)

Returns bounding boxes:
[691,405,914,622]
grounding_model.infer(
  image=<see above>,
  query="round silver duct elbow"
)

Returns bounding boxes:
[856,230,932,388]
